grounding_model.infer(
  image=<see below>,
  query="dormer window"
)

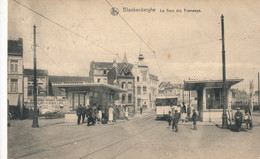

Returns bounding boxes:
[103,70,107,75]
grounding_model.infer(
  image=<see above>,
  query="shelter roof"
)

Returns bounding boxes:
[184,79,243,90]
[54,83,126,93]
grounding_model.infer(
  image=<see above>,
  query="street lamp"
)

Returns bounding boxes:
[221,15,228,128]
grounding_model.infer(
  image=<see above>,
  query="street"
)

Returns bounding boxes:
[8,112,260,159]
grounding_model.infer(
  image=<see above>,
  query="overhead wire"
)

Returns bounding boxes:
[12,0,123,62]
[105,0,165,81]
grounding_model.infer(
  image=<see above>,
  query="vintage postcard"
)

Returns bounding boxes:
[2,0,260,158]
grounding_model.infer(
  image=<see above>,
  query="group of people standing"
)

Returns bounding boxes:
[76,104,99,126]
[76,104,130,125]
[167,104,198,132]
[108,105,129,123]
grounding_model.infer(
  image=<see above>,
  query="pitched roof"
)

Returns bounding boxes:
[149,73,158,81]
[93,62,113,69]
[93,62,133,70]
[49,75,90,83]
[8,38,23,56]
[24,69,48,76]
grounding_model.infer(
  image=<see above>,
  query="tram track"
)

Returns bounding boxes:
[13,115,152,153]
[12,114,156,159]
[79,122,160,159]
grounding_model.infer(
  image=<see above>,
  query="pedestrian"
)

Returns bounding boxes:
[82,105,86,123]
[109,106,114,123]
[187,105,191,117]
[98,107,102,124]
[183,102,186,113]
[244,111,253,130]
[124,106,129,120]
[167,111,172,128]
[192,109,197,130]
[91,107,97,126]
[86,106,91,126]
[140,106,143,115]
[76,105,82,125]
[172,109,179,132]
[234,107,243,131]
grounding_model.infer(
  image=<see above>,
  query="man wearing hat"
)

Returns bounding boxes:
[234,107,243,131]
[172,109,180,132]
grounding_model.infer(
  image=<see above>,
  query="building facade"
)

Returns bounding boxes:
[158,81,197,106]
[107,58,135,112]
[230,89,249,106]
[89,61,112,84]
[23,69,49,102]
[149,73,159,109]
[132,53,159,110]
[8,38,24,118]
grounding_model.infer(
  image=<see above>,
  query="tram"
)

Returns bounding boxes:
[155,96,178,119]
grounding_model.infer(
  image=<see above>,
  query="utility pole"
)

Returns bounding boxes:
[257,72,260,111]
[183,80,185,104]
[32,25,39,128]
[221,15,228,128]
[188,78,191,106]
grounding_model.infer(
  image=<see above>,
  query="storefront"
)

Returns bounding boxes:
[184,79,243,122]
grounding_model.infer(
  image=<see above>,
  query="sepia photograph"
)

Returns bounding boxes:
[1,0,260,158]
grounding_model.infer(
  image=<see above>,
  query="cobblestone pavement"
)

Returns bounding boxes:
[8,112,260,159]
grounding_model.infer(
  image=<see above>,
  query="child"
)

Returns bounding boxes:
[244,111,253,130]
[192,109,197,130]
[167,111,172,128]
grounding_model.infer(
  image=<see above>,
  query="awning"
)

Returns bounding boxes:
[8,94,20,106]
[184,79,243,90]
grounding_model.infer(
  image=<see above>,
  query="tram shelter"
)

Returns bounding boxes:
[184,79,243,122]
[54,83,126,112]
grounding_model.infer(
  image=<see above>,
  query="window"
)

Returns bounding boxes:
[97,78,101,83]
[137,98,141,106]
[10,60,18,73]
[137,86,141,95]
[137,76,140,82]
[128,82,132,89]
[103,78,107,84]
[128,94,132,103]
[28,86,33,96]
[122,94,126,103]
[121,82,126,89]
[206,88,223,109]
[143,86,147,94]
[103,70,107,75]
[10,79,18,92]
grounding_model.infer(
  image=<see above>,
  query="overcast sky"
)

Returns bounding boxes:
[8,0,260,92]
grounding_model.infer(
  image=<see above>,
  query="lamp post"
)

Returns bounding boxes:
[32,25,39,128]
[221,15,228,128]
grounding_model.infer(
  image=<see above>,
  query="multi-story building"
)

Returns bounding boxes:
[8,38,24,118]
[107,57,135,112]
[89,61,112,84]
[158,81,197,106]
[149,73,159,109]
[132,53,159,110]
[89,53,158,111]
[23,69,49,102]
